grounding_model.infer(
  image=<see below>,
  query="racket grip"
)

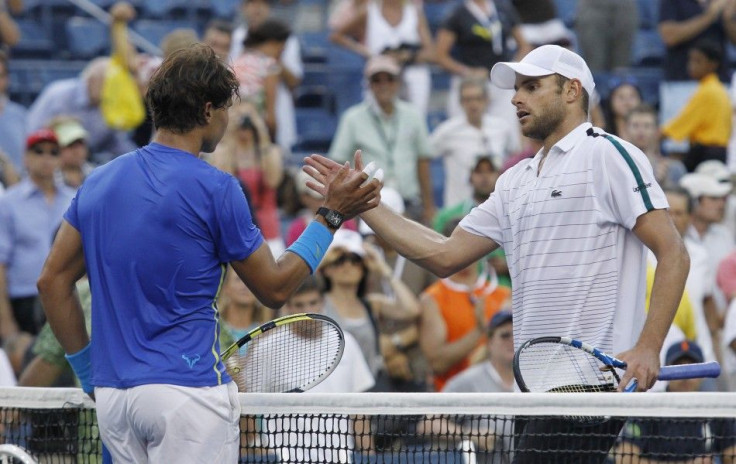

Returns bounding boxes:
[658,361,721,380]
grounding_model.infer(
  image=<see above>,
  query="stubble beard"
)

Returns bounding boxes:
[521,99,566,141]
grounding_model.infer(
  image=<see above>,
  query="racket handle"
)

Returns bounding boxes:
[658,361,721,380]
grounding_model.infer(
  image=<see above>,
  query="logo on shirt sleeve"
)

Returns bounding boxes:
[633,182,652,193]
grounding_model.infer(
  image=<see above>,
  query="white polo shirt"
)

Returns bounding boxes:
[429,114,520,206]
[460,123,668,356]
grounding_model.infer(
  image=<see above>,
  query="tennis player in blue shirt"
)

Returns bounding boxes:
[36,44,381,464]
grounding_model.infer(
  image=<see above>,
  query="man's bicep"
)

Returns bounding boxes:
[45,221,86,283]
[632,209,682,257]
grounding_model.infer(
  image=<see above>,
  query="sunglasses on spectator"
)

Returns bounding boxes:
[370,74,397,84]
[331,253,363,266]
[31,146,60,157]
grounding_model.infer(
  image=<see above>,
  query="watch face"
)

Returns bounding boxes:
[326,210,343,227]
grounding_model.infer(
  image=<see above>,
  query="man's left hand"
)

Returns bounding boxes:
[615,344,661,392]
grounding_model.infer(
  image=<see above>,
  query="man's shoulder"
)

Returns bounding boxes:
[442,363,491,392]
[432,116,467,134]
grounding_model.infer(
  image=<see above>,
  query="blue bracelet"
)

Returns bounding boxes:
[65,343,93,394]
[286,221,333,273]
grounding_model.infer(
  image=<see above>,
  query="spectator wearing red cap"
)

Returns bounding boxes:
[0,129,75,341]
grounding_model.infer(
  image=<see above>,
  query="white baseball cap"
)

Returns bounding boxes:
[490,45,595,96]
[680,173,732,198]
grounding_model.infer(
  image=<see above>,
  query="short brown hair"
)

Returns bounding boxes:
[146,44,239,134]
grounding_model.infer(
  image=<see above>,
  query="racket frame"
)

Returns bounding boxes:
[514,336,721,393]
[220,312,345,392]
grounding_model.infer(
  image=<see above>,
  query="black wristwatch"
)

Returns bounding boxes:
[316,207,345,229]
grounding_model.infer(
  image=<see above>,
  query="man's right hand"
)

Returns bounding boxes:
[316,151,383,220]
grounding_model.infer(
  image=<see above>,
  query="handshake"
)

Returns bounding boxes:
[302,150,385,221]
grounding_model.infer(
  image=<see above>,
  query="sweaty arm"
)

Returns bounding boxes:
[617,209,690,390]
[36,221,89,355]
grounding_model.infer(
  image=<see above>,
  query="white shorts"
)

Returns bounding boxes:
[95,382,240,464]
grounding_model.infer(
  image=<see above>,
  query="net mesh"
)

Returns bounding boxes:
[1,388,736,464]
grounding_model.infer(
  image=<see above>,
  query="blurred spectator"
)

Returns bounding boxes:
[233,19,291,137]
[318,229,420,389]
[0,150,18,192]
[0,50,26,171]
[0,347,14,386]
[281,275,375,394]
[0,130,74,340]
[0,0,19,49]
[230,0,303,152]
[433,156,499,234]
[203,19,234,61]
[266,276,374,462]
[575,0,638,72]
[512,0,573,48]
[329,55,434,222]
[48,116,95,190]
[659,0,736,81]
[662,39,731,172]
[211,103,285,255]
[218,265,270,349]
[160,28,199,58]
[429,77,518,207]
[624,104,686,189]
[680,172,735,304]
[362,187,435,297]
[330,0,435,115]
[665,187,720,364]
[27,58,137,165]
[617,340,736,459]
[419,218,511,391]
[443,310,514,392]
[328,0,369,33]
[285,170,358,247]
[435,0,531,122]
[602,76,642,139]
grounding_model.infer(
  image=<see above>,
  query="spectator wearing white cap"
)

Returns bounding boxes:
[317,229,420,390]
[49,116,95,190]
[309,44,690,462]
[328,55,434,223]
[680,171,734,284]
[696,159,736,237]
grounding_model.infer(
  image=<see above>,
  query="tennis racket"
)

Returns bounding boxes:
[514,336,721,393]
[221,313,345,393]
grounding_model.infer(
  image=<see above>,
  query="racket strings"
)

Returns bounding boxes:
[517,343,619,393]
[226,319,343,393]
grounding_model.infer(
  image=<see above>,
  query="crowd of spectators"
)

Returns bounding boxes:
[4,0,736,458]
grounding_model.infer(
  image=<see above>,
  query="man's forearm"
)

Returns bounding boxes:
[638,245,690,351]
[38,282,89,355]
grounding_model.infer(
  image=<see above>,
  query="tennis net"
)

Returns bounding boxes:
[2,387,736,463]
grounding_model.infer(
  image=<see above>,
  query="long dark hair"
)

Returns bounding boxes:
[146,44,239,134]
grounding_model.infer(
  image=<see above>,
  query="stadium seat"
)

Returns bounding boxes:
[423,1,451,34]
[636,0,660,29]
[301,64,329,87]
[210,0,240,17]
[295,85,336,113]
[627,66,664,106]
[139,0,190,19]
[293,108,338,154]
[327,44,365,70]
[14,19,55,58]
[326,68,364,115]
[631,29,665,67]
[552,0,577,28]
[133,20,196,49]
[65,17,110,59]
[299,31,330,64]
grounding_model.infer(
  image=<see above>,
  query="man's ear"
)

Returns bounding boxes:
[204,102,214,121]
